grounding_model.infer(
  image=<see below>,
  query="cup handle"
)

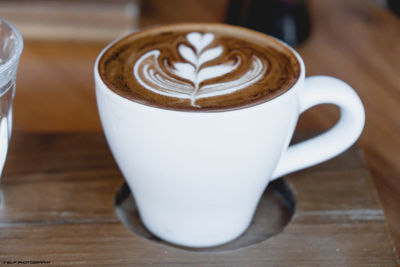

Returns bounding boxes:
[271,76,365,180]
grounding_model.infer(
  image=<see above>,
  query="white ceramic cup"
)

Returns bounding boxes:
[94,27,365,248]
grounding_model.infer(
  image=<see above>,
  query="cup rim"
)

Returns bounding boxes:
[95,23,305,113]
[0,17,24,75]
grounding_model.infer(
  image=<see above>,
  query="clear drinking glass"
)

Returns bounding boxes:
[0,18,23,177]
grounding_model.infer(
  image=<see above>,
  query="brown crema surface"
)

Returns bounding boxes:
[98,23,300,111]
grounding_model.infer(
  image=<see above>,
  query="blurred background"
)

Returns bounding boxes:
[1,0,399,255]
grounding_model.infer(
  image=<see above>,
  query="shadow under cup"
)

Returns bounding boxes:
[0,18,23,178]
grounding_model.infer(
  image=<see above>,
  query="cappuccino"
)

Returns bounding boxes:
[99,23,300,111]
[95,23,365,248]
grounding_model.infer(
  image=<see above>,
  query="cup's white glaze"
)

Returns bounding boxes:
[94,30,364,248]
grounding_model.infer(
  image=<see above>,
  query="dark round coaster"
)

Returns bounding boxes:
[114,178,296,252]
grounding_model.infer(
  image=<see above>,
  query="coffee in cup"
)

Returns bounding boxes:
[98,23,300,111]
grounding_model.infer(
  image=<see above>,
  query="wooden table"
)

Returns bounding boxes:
[2,0,400,262]
[0,133,397,265]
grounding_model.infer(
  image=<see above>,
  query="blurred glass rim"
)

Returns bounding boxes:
[0,17,23,75]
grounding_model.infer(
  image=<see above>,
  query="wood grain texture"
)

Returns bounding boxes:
[7,0,400,257]
[0,0,139,41]
[14,41,106,132]
[0,133,398,266]
[297,0,400,254]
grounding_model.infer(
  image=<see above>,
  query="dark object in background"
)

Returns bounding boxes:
[388,0,400,16]
[225,0,311,47]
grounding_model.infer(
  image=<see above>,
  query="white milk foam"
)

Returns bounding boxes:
[133,32,266,107]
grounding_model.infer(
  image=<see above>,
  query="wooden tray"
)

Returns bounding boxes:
[0,133,398,266]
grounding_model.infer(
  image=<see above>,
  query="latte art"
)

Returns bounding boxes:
[134,32,266,107]
[99,23,300,111]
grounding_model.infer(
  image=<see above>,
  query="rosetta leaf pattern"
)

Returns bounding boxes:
[178,45,196,65]
[187,32,214,53]
[133,32,266,107]
[175,33,237,106]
